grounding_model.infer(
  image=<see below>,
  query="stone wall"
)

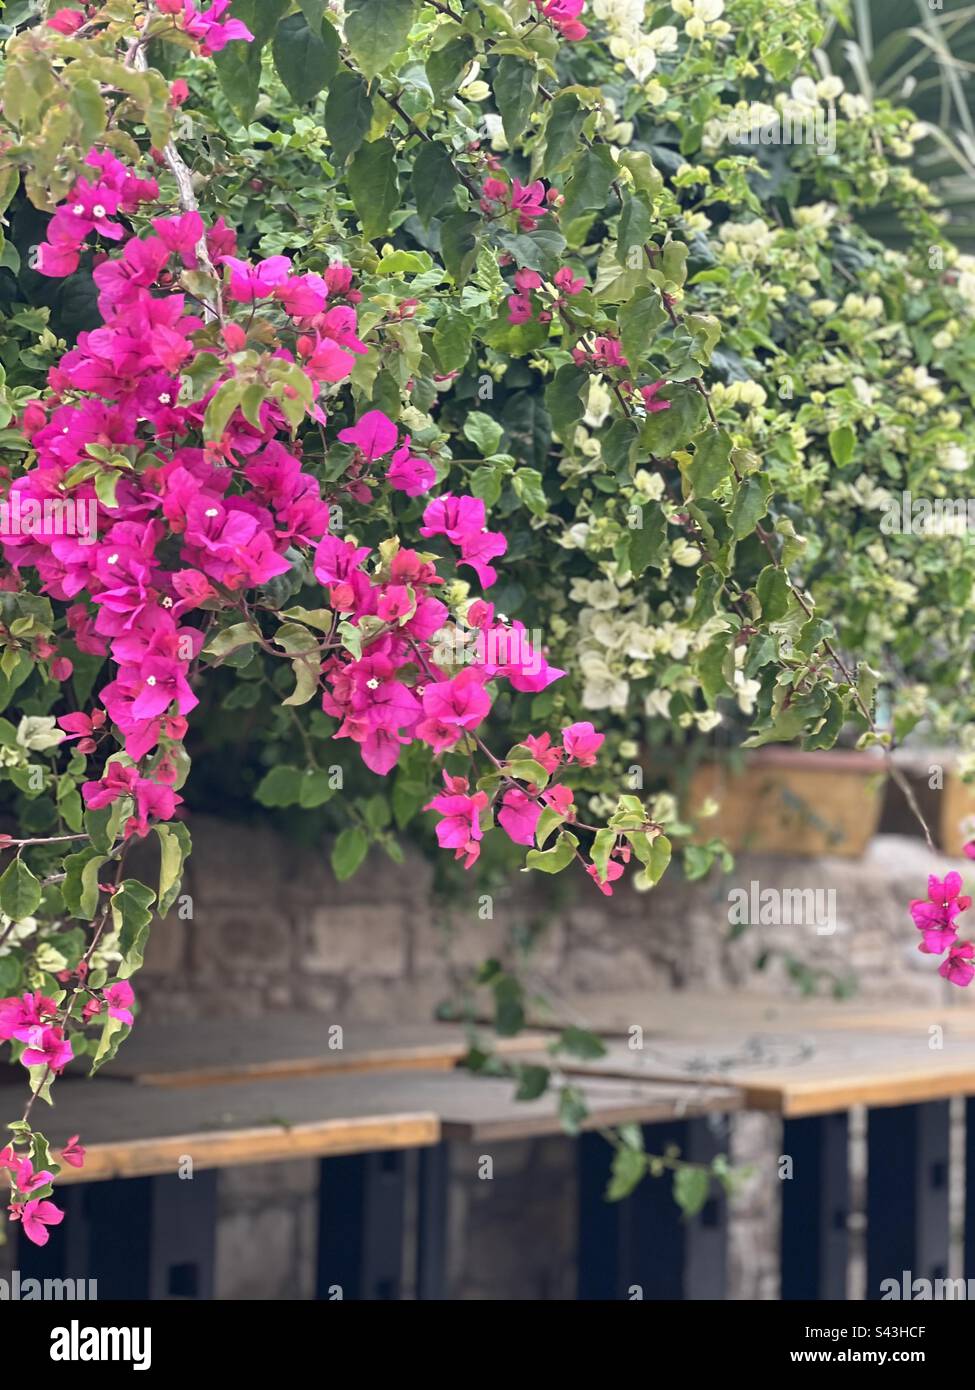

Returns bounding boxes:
[6,817,959,1298]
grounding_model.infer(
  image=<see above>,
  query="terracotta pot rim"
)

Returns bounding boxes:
[698,747,885,774]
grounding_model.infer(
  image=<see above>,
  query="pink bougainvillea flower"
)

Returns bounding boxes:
[562,720,605,766]
[339,410,398,460]
[47,8,85,34]
[424,775,490,869]
[387,444,436,497]
[421,668,492,730]
[0,992,58,1043]
[507,293,534,325]
[553,266,585,296]
[641,380,671,413]
[586,857,625,896]
[59,1135,86,1169]
[10,1198,64,1247]
[523,732,564,774]
[510,179,547,231]
[13,1158,55,1195]
[20,1025,74,1073]
[940,940,975,987]
[536,0,588,40]
[910,872,971,933]
[221,254,292,302]
[964,842,975,860]
[157,0,254,55]
[105,980,136,1026]
[498,786,542,846]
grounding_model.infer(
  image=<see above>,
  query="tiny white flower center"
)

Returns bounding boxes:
[106,553,119,565]
[416,685,425,696]
[204,507,219,517]
[158,393,171,405]
[72,204,85,217]
[161,596,173,608]
[92,204,106,219]
[146,676,157,687]
[366,678,379,690]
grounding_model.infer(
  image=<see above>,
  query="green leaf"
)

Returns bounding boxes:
[561,145,616,226]
[525,830,578,873]
[255,765,304,808]
[730,475,773,540]
[213,0,289,126]
[557,1026,608,1061]
[91,1013,129,1074]
[440,211,481,283]
[344,0,416,77]
[514,1064,550,1101]
[542,92,588,172]
[348,138,400,241]
[324,70,373,164]
[617,192,652,267]
[412,140,458,227]
[607,1146,647,1202]
[154,821,192,917]
[828,423,856,467]
[628,503,668,577]
[492,56,538,144]
[639,385,707,457]
[545,363,588,439]
[433,310,473,373]
[681,428,733,499]
[756,566,792,622]
[426,35,476,99]
[463,411,504,456]
[62,848,107,920]
[0,858,40,920]
[299,769,336,809]
[332,826,369,881]
[112,879,156,980]
[272,11,339,106]
[673,1166,711,1218]
[204,621,261,661]
[511,467,548,517]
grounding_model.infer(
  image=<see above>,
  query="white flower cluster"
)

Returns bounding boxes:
[593,0,678,86]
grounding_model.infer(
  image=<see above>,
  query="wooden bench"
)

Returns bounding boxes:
[19,1067,738,1301]
[83,1015,553,1087]
[506,988,975,1300]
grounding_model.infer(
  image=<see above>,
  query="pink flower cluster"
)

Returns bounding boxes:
[481,176,550,232]
[535,0,588,41]
[507,266,584,325]
[424,721,603,869]
[155,0,254,56]
[37,149,160,278]
[911,872,975,986]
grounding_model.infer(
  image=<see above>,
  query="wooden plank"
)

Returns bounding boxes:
[498,988,975,1041]
[39,1069,740,1183]
[98,1016,553,1087]
[39,1073,444,1183]
[514,1030,975,1117]
[433,1075,740,1142]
